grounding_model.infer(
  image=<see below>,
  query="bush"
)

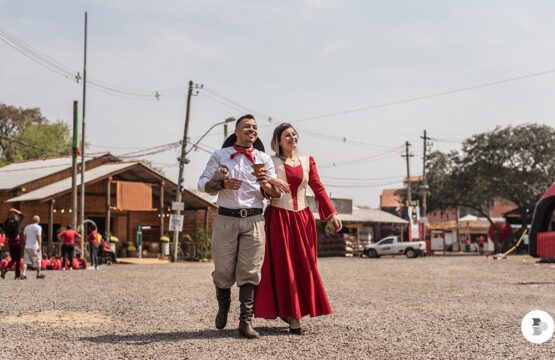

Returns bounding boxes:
[192,229,211,260]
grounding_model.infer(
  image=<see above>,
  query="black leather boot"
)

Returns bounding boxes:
[238,284,259,339]
[215,287,231,329]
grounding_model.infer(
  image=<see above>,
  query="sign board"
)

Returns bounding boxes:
[430,237,444,251]
[169,214,184,231]
[172,202,185,211]
[408,206,420,240]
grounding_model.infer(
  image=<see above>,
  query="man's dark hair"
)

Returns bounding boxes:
[67,224,72,230]
[235,114,255,128]
[90,224,96,231]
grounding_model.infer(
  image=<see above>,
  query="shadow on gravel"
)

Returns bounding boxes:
[80,327,289,345]
[513,281,555,285]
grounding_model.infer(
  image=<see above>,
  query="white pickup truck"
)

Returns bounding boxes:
[363,236,426,258]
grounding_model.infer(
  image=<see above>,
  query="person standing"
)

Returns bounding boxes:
[254,123,342,335]
[1,208,24,280]
[88,225,100,269]
[22,215,46,279]
[198,114,284,339]
[0,226,5,262]
[57,225,81,270]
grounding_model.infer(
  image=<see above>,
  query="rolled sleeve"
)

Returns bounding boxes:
[198,152,221,193]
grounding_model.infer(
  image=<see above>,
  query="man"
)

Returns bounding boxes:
[198,114,281,339]
[22,215,45,279]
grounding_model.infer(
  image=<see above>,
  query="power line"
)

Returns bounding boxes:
[320,174,405,181]
[318,145,405,169]
[286,69,555,124]
[0,134,70,156]
[323,180,402,188]
[0,26,183,101]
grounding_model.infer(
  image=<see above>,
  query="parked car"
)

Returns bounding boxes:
[363,236,426,258]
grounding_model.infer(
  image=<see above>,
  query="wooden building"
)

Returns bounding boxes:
[0,154,217,257]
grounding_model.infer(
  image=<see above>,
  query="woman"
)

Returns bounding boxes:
[57,225,81,270]
[1,208,24,280]
[88,225,100,269]
[254,123,342,334]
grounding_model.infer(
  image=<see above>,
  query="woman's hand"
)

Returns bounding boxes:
[269,178,291,193]
[330,213,342,232]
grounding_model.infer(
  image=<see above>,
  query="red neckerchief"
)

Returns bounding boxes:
[230,145,256,164]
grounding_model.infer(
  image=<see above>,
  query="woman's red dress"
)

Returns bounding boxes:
[254,157,335,319]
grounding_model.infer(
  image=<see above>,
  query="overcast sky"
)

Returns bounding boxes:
[1,0,554,207]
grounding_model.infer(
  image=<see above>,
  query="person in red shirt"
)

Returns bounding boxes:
[88,225,99,269]
[100,239,117,264]
[0,227,6,262]
[57,225,81,270]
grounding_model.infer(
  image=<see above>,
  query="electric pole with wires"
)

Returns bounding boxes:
[172,80,203,262]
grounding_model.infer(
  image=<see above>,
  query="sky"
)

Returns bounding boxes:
[1,0,555,208]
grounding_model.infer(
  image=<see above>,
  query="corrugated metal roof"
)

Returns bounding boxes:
[0,153,109,190]
[314,208,408,224]
[0,157,75,190]
[6,162,137,202]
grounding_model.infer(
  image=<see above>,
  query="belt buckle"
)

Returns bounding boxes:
[239,209,248,218]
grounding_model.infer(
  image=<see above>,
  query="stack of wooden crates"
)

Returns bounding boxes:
[316,224,356,257]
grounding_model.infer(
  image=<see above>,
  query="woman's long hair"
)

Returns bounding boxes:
[271,123,298,158]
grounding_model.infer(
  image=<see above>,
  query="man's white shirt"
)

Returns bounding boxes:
[198,147,277,209]
[24,223,41,250]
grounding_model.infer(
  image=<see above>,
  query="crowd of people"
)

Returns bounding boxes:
[0,209,117,280]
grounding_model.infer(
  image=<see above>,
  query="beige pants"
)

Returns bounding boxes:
[211,214,265,288]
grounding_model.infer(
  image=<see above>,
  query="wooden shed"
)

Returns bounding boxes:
[0,154,217,257]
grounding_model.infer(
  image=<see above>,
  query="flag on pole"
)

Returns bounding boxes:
[72,107,81,155]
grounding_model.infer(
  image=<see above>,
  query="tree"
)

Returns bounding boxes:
[0,103,72,166]
[426,124,555,252]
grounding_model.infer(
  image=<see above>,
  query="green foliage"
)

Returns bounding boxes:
[0,103,72,166]
[426,123,555,251]
[192,229,211,259]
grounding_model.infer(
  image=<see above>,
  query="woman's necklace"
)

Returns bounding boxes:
[281,154,300,166]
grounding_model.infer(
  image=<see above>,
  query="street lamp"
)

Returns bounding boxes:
[185,117,235,156]
[171,117,236,262]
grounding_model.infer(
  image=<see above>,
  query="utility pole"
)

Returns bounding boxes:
[172,80,203,262]
[420,130,429,243]
[421,130,428,216]
[71,101,79,229]
[79,11,88,258]
[402,141,414,205]
[401,141,414,242]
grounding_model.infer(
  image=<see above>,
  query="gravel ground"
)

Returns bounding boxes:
[0,255,554,359]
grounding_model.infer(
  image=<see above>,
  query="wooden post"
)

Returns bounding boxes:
[48,200,54,256]
[204,208,208,230]
[159,182,164,255]
[105,177,111,241]
[194,210,198,231]
[127,211,131,244]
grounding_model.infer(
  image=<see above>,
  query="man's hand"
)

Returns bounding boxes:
[224,177,243,190]
[253,168,269,186]
[269,178,291,193]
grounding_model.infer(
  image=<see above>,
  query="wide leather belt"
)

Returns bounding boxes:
[218,207,263,218]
